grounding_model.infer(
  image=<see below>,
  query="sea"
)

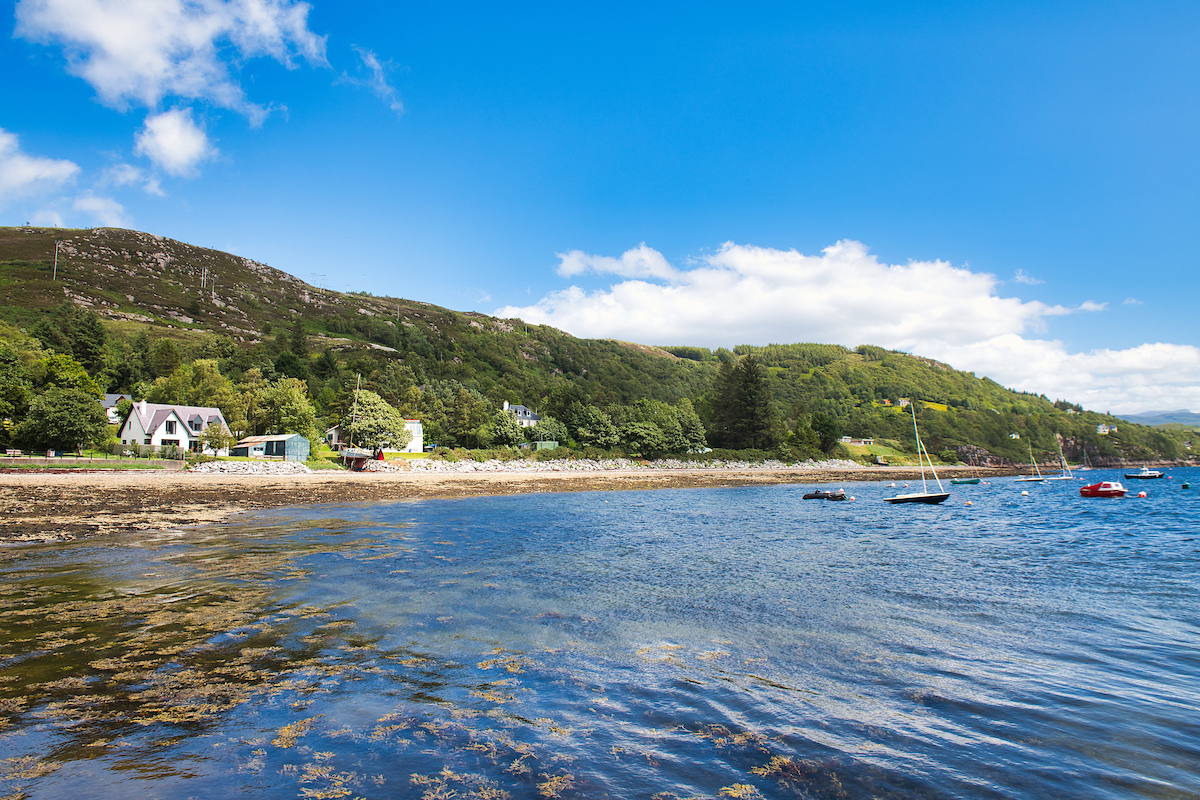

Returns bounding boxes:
[1,468,1198,799]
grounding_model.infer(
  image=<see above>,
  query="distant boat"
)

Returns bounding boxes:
[950,476,981,485]
[1014,444,1045,483]
[1044,440,1075,481]
[885,406,949,505]
[1080,480,1127,498]
[1076,450,1094,472]
[803,489,848,501]
[1124,466,1165,479]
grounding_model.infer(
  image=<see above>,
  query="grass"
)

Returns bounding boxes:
[0,460,166,470]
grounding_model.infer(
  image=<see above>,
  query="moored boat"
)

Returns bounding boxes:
[1014,443,1044,482]
[1080,480,1127,498]
[885,405,949,505]
[803,489,848,501]
[1124,466,1164,479]
[950,477,981,485]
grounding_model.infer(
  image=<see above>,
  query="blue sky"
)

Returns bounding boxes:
[2,0,1198,414]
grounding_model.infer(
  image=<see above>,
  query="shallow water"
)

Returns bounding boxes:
[2,468,1198,799]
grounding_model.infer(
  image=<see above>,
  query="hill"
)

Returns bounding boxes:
[1118,409,1200,427]
[1,225,1191,464]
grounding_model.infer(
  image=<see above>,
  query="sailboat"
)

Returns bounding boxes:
[1076,449,1094,472]
[885,405,950,504]
[951,459,981,485]
[1044,440,1075,481]
[1014,443,1045,483]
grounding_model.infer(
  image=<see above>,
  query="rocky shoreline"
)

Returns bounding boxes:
[0,461,1013,545]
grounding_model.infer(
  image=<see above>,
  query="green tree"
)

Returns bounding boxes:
[344,389,412,450]
[17,387,109,452]
[488,407,525,447]
[528,415,569,445]
[274,351,309,380]
[809,411,842,453]
[249,378,318,442]
[619,420,665,457]
[572,405,619,449]
[150,339,182,378]
[200,422,235,455]
[32,353,101,396]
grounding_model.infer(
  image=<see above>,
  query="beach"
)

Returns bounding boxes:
[0,463,1009,544]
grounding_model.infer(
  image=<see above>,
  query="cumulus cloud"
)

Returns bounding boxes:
[344,46,404,115]
[134,109,216,176]
[496,240,1197,413]
[15,0,327,123]
[556,243,680,280]
[72,192,127,225]
[101,162,164,195]
[502,240,1065,349]
[0,128,80,207]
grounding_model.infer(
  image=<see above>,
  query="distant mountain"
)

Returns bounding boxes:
[1118,409,1200,427]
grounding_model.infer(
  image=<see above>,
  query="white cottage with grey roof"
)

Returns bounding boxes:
[119,400,230,454]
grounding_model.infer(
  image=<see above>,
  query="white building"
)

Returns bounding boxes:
[503,400,541,428]
[325,419,423,453]
[118,401,230,454]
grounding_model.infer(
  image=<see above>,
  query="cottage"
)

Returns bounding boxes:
[503,400,541,428]
[100,393,130,424]
[231,433,310,461]
[118,400,230,454]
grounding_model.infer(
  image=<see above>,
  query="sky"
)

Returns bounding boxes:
[2,0,1199,415]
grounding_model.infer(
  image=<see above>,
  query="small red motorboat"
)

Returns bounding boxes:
[1080,480,1127,498]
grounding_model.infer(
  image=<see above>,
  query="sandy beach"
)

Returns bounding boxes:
[0,464,1009,544]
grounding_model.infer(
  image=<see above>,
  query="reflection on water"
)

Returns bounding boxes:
[2,472,1199,799]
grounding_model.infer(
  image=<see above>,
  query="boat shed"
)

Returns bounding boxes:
[230,433,310,462]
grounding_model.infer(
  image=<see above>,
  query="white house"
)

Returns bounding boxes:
[325,419,423,453]
[503,400,541,428]
[100,393,131,424]
[119,401,231,454]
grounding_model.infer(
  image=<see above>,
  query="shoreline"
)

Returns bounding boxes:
[1,464,1013,544]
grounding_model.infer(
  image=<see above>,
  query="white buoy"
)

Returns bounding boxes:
[1021,490,1029,496]
[1138,491,1147,498]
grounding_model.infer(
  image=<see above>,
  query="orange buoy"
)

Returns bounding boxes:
[1138,491,1147,498]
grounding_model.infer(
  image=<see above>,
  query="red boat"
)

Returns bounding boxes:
[1080,480,1127,498]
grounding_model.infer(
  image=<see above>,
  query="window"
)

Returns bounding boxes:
[144,438,151,445]
[165,420,176,434]
[190,419,201,431]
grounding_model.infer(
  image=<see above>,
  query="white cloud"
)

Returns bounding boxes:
[496,240,1197,414]
[101,162,164,195]
[72,192,127,225]
[0,128,79,207]
[134,109,216,176]
[556,243,680,280]
[29,209,66,226]
[1013,269,1043,285]
[346,46,404,115]
[15,0,327,123]
[1123,297,1144,306]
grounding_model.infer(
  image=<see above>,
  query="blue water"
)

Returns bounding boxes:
[1,469,1198,799]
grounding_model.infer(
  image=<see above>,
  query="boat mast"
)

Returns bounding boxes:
[349,373,361,449]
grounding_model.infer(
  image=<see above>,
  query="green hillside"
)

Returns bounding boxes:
[1,225,1190,464]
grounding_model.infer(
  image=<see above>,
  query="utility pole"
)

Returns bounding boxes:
[53,240,60,280]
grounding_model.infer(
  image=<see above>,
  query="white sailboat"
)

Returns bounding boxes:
[1044,440,1075,480]
[885,405,950,504]
[1014,443,1045,483]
